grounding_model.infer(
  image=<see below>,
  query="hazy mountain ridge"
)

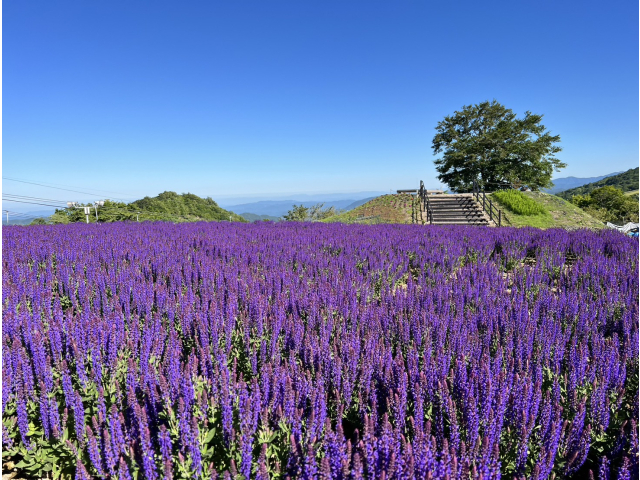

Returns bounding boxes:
[545,172,622,194]
[557,168,639,199]
[218,191,387,207]
[226,198,372,217]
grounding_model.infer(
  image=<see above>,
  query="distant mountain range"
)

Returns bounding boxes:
[557,168,639,199]
[545,172,623,194]
[218,191,387,207]
[226,195,380,217]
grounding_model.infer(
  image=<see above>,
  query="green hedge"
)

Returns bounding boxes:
[493,190,547,216]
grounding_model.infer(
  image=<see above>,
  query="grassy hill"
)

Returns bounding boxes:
[490,191,604,229]
[323,192,603,229]
[48,191,246,224]
[322,194,415,224]
[557,167,639,199]
[130,191,245,222]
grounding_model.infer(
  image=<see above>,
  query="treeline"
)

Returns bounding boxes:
[31,191,246,225]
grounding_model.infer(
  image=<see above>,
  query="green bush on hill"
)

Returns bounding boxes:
[492,190,547,216]
[569,186,639,224]
[130,191,244,221]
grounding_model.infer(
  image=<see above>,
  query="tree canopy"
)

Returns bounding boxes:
[432,100,565,192]
[282,203,338,222]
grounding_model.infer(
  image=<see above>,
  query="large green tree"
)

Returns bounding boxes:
[432,100,565,191]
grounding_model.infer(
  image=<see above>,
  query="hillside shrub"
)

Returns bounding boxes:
[493,189,547,215]
[283,203,338,221]
[569,186,639,224]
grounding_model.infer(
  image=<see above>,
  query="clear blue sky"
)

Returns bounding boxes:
[3,0,638,211]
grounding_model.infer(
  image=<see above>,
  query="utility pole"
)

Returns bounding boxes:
[67,201,104,223]
[136,212,140,222]
[93,201,104,221]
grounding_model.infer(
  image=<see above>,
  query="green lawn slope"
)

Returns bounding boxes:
[490,191,605,229]
[322,194,415,224]
[323,191,604,230]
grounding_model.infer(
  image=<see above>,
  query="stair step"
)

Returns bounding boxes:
[430,211,485,215]
[428,204,478,208]
[420,194,494,226]
[433,215,485,222]
[431,221,489,225]
[428,208,484,213]
[429,205,477,208]
[431,219,488,222]
[431,219,487,223]
[431,209,482,216]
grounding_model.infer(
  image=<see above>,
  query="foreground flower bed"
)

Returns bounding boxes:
[2,222,638,479]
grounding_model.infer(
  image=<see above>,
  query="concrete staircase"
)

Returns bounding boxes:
[424,194,491,226]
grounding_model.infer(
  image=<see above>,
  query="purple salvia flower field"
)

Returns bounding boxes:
[2,222,638,479]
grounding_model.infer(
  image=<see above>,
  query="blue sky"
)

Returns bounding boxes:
[3,0,638,212]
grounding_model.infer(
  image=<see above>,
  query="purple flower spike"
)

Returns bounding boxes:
[75,459,91,480]
[118,456,133,480]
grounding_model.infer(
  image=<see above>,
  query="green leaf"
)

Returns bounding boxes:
[204,427,216,444]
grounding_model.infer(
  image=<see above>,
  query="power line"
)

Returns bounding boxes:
[2,196,145,217]
[3,193,70,204]
[4,210,39,216]
[2,176,140,198]
[2,177,133,201]
[2,211,40,219]
[2,198,69,208]
[2,209,42,225]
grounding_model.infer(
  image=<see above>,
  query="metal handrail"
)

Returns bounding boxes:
[420,180,434,225]
[472,180,508,227]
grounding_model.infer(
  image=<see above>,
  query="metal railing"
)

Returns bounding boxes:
[419,180,434,224]
[472,180,508,227]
